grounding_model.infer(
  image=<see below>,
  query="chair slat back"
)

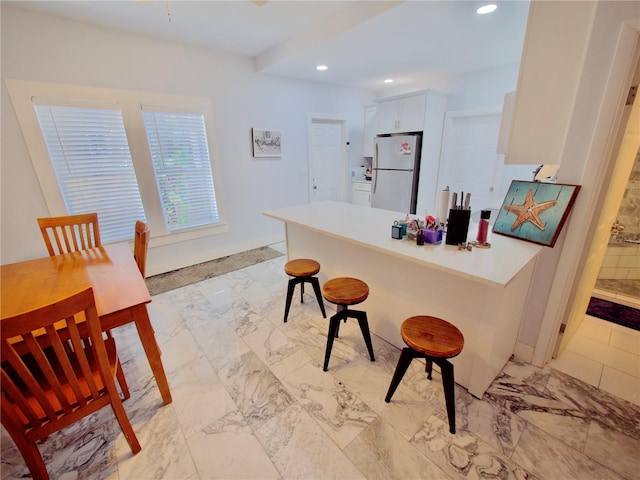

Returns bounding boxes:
[37,213,102,256]
[0,288,110,435]
[133,220,150,278]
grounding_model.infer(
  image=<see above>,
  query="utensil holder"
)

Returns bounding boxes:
[445,209,471,245]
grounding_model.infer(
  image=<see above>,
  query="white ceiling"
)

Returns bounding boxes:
[5,0,531,93]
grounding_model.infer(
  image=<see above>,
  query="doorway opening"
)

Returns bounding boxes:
[593,148,640,307]
[548,55,640,405]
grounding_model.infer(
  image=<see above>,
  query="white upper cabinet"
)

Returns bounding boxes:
[363,105,376,157]
[504,1,596,165]
[375,93,427,134]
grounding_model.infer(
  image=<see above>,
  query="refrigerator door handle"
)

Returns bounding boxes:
[373,141,378,193]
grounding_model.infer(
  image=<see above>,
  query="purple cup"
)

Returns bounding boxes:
[423,229,443,244]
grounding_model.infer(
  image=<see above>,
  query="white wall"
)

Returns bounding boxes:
[0,6,373,273]
[443,65,521,112]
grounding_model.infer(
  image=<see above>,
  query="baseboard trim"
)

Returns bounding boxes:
[514,342,535,364]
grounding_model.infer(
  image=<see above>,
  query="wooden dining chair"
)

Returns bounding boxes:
[37,213,102,256]
[133,220,150,278]
[0,287,141,480]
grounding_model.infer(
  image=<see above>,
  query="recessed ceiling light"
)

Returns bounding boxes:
[383,79,394,84]
[316,65,328,71]
[477,4,497,14]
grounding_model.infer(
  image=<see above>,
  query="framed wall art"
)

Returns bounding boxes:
[492,180,581,247]
[251,128,281,157]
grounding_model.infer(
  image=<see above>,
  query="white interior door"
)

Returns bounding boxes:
[308,118,346,203]
[437,110,503,213]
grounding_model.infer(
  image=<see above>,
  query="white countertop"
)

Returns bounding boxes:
[264,200,542,288]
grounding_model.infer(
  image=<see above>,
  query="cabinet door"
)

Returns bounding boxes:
[398,94,426,132]
[352,183,371,206]
[363,105,377,157]
[376,100,399,134]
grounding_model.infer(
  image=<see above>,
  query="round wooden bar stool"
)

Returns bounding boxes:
[384,316,464,434]
[283,259,326,323]
[321,277,375,371]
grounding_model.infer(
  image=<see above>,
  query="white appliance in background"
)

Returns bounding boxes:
[371,133,422,214]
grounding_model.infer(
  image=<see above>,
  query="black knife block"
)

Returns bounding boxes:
[445,209,471,245]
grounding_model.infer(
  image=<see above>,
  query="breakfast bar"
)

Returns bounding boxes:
[264,200,543,397]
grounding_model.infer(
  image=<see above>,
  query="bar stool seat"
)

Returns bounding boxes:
[384,315,464,434]
[321,277,375,371]
[283,259,326,323]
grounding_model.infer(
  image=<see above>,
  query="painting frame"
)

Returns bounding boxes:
[492,180,581,247]
[251,128,281,158]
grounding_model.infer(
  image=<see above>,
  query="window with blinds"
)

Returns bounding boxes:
[31,96,222,244]
[142,109,219,231]
[34,104,146,243]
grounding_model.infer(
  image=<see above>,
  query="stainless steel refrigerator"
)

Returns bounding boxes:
[371,133,422,214]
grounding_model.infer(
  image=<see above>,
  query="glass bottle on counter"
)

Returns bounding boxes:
[476,210,491,243]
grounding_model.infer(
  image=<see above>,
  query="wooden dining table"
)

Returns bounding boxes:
[1,242,172,405]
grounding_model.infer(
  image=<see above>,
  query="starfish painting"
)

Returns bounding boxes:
[504,188,557,231]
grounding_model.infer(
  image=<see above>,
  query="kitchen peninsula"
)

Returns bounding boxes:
[265,201,543,397]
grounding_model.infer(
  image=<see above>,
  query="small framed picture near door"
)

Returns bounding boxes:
[252,128,281,157]
[492,180,580,247]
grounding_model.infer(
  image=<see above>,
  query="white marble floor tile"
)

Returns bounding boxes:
[116,404,198,480]
[217,350,295,427]
[161,327,207,373]
[187,427,280,479]
[281,361,378,449]
[410,416,532,480]
[584,419,640,480]
[511,423,625,480]
[344,417,450,480]
[191,316,252,373]
[486,362,592,452]
[545,369,640,440]
[255,403,365,480]
[167,356,238,440]
[194,278,243,312]
[453,386,527,457]
[334,358,427,434]
[242,323,313,380]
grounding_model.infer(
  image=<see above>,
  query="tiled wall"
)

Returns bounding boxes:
[599,244,640,279]
[599,152,640,280]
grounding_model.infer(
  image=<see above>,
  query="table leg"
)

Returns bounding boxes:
[131,305,172,404]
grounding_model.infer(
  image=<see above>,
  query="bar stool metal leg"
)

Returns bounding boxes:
[310,277,327,318]
[283,278,298,323]
[384,347,415,402]
[356,311,375,362]
[323,314,342,371]
[435,358,457,434]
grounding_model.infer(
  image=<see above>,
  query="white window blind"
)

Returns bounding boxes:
[34,104,146,243]
[142,109,219,231]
